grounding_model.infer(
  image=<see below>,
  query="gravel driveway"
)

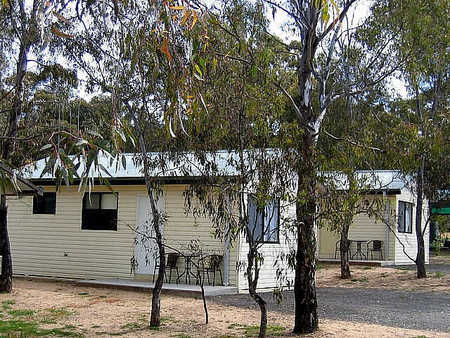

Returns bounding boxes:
[392,263,450,274]
[212,287,450,333]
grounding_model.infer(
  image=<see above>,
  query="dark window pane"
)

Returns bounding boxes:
[398,201,413,233]
[84,194,100,209]
[248,197,262,242]
[264,200,279,242]
[82,193,118,231]
[33,192,56,214]
[405,203,412,233]
[248,197,279,243]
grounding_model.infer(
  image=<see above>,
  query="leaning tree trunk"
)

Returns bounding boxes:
[0,196,12,292]
[293,135,318,334]
[150,224,165,327]
[415,163,426,279]
[131,104,166,327]
[247,247,267,338]
[339,224,351,279]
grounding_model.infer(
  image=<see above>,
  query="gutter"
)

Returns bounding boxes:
[0,162,43,196]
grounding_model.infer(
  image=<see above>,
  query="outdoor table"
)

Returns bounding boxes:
[350,240,367,260]
[176,253,200,285]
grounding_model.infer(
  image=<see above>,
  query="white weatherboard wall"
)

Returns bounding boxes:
[7,184,238,285]
[394,189,429,265]
[8,185,138,279]
[318,196,396,261]
[237,200,296,292]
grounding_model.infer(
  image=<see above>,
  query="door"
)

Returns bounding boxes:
[134,195,164,275]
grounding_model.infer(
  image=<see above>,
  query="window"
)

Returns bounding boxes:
[398,201,413,233]
[82,193,118,230]
[33,192,56,214]
[248,196,279,243]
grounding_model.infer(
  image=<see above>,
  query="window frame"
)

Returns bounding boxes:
[81,192,118,231]
[33,192,56,215]
[247,196,280,244]
[398,200,413,234]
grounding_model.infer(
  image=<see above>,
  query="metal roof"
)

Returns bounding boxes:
[21,151,408,191]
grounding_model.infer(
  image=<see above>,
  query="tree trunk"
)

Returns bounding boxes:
[415,165,426,279]
[0,196,12,292]
[126,101,166,327]
[0,1,37,294]
[293,136,318,334]
[339,226,351,279]
[150,236,165,327]
[251,292,267,338]
[247,248,267,338]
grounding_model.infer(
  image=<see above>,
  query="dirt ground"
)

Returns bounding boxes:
[0,278,447,337]
[316,263,450,292]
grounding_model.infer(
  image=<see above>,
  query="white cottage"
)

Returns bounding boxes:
[318,171,430,265]
[7,152,296,292]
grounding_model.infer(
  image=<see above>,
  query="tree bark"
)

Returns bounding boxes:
[293,135,318,334]
[415,164,426,279]
[247,248,267,338]
[127,102,166,327]
[0,1,36,293]
[0,196,12,292]
[339,226,351,279]
[150,234,165,327]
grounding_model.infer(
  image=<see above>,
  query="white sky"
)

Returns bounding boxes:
[23,0,407,100]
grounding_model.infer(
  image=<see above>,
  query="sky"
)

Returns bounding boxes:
[23,0,407,101]
[265,0,408,98]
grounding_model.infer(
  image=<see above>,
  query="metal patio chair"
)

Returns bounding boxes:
[366,240,384,260]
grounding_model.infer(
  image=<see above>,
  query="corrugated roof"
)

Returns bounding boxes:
[320,170,406,191]
[21,151,407,191]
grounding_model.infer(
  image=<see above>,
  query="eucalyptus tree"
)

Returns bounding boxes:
[57,0,200,327]
[252,0,405,332]
[368,0,449,278]
[181,3,293,336]
[0,0,97,292]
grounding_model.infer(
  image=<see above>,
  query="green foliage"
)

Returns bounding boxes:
[434,271,445,278]
[1,300,15,311]
[228,323,286,337]
[0,319,81,337]
[7,309,35,317]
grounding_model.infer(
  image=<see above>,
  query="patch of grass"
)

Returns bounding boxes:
[362,266,372,270]
[40,307,75,325]
[47,307,74,317]
[1,300,15,311]
[91,325,101,328]
[161,316,174,323]
[228,323,285,337]
[120,322,144,330]
[397,267,410,271]
[434,271,446,278]
[78,292,89,296]
[0,319,81,337]
[64,324,77,330]
[8,309,35,317]
[173,335,192,338]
